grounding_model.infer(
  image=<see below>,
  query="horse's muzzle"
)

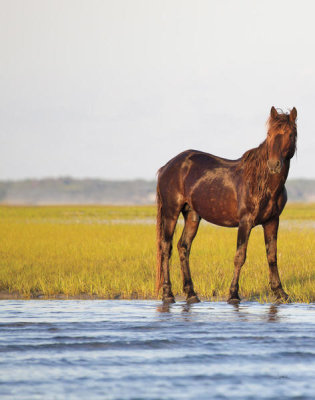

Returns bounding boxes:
[267,159,282,174]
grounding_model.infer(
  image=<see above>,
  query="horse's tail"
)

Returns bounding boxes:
[155,178,163,297]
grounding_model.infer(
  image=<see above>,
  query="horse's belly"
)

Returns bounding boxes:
[190,183,239,227]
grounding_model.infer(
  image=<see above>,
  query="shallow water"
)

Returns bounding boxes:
[0,301,315,400]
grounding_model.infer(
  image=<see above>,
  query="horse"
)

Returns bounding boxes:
[156,106,297,304]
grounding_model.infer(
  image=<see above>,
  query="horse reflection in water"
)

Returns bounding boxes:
[156,107,297,304]
[156,302,281,324]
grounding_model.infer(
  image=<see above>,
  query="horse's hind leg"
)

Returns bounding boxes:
[177,206,201,304]
[160,213,180,303]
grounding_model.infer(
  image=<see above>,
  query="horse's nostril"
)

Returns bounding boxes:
[276,160,281,168]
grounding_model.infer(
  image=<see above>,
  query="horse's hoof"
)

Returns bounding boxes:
[275,295,291,304]
[162,297,175,304]
[187,295,200,304]
[274,299,290,305]
[228,297,241,305]
[274,290,290,303]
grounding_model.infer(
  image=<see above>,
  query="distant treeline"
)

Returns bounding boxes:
[0,178,314,205]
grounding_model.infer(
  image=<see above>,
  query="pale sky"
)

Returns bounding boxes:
[1,0,315,180]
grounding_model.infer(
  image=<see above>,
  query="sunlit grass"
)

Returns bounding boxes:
[0,204,314,302]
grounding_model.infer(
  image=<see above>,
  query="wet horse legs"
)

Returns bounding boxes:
[263,217,288,301]
[228,218,252,304]
[177,208,200,303]
[160,215,179,303]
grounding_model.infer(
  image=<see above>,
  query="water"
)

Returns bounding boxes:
[1,301,315,400]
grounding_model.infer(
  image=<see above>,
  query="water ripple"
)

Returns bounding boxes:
[0,300,314,400]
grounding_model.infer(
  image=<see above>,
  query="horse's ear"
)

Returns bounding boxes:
[290,107,297,123]
[270,106,278,119]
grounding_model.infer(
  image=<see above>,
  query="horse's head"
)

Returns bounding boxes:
[266,106,297,174]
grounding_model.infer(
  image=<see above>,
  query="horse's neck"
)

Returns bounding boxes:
[241,141,268,188]
[268,160,290,196]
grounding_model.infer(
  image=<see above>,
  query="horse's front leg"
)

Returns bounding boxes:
[228,218,253,304]
[263,217,288,301]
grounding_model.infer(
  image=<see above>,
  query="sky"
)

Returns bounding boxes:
[1,0,315,181]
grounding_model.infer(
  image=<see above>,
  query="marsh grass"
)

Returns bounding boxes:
[0,205,314,302]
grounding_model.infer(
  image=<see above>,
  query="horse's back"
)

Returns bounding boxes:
[159,149,239,177]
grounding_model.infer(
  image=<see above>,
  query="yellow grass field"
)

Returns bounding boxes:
[0,204,314,302]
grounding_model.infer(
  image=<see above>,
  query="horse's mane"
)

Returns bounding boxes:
[238,141,269,201]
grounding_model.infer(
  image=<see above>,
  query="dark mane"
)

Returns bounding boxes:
[240,141,267,175]
[237,141,269,202]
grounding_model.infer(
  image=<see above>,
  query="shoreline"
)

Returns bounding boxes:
[0,290,304,303]
[0,290,209,301]
[0,290,232,302]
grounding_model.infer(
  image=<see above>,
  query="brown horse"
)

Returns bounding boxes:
[156,107,297,304]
